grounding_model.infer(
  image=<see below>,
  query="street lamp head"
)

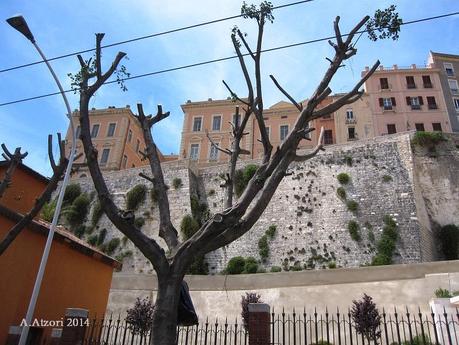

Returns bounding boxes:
[6,15,35,43]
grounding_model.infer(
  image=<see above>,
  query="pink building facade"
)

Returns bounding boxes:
[363,64,452,136]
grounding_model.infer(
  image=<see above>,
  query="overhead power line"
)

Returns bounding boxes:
[0,11,458,108]
[0,0,314,74]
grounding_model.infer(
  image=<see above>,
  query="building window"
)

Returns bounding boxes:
[348,127,356,140]
[136,139,140,153]
[379,97,396,110]
[212,116,221,131]
[415,123,425,132]
[190,144,199,160]
[266,127,270,139]
[128,129,132,143]
[209,144,219,161]
[346,109,354,120]
[280,125,289,141]
[453,98,459,111]
[91,124,100,138]
[422,76,433,88]
[432,123,442,132]
[406,76,416,89]
[406,96,423,110]
[444,63,455,77]
[426,96,438,110]
[192,117,202,132]
[100,148,110,165]
[75,126,81,139]
[324,130,333,145]
[449,79,459,94]
[107,123,116,137]
[379,78,389,90]
[122,155,128,169]
[387,124,396,135]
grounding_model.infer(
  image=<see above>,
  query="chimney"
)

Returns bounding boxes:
[393,64,398,70]
[208,98,212,102]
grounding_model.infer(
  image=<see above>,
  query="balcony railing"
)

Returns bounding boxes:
[406,83,417,89]
[423,83,433,88]
[345,118,357,124]
[428,104,438,110]
[451,88,459,95]
[410,104,421,110]
[378,84,392,91]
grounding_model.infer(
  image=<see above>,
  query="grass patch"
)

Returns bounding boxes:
[126,184,147,210]
[348,220,361,242]
[337,173,350,185]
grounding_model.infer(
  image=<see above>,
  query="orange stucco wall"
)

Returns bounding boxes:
[0,216,115,344]
[0,165,48,215]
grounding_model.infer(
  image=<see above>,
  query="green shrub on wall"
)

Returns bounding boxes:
[270,266,282,272]
[91,200,103,226]
[180,214,200,240]
[346,200,359,213]
[258,235,269,260]
[266,225,277,239]
[134,217,145,229]
[244,257,259,274]
[172,177,183,189]
[126,184,147,210]
[106,238,121,255]
[337,173,350,185]
[41,200,56,222]
[371,215,398,266]
[336,187,346,199]
[65,193,90,228]
[63,183,81,205]
[225,256,246,274]
[97,228,107,246]
[348,220,361,242]
[411,131,446,147]
[234,164,259,197]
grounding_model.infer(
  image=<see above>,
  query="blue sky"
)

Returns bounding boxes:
[0,0,458,176]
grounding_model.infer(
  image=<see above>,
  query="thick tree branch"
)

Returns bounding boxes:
[0,145,28,199]
[0,135,66,255]
[95,33,104,79]
[269,75,302,111]
[222,80,249,106]
[294,127,325,162]
[136,103,179,251]
[237,29,255,60]
[76,35,167,272]
[231,33,254,105]
[206,131,232,156]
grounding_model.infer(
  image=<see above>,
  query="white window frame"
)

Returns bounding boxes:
[448,79,459,94]
[383,98,393,110]
[190,143,200,160]
[453,98,459,111]
[209,142,219,161]
[211,115,222,131]
[100,148,110,165]
[107,122,117,137]
[192,116,203,132]
[280,124,289,141]
[91,124,100,138]
[444,62,455,76]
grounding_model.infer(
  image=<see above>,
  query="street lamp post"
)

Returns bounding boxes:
[6,15,78,345]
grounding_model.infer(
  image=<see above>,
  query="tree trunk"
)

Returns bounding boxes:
[150,274,182,345]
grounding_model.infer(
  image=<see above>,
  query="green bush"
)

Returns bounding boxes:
[91,201,103,226]
[434,288,452,298]
[180,214,200,240]
[115,250,133,262]
[243,257,259,274]
[328,261,337,269]
[65,193,90,227]
[348,220,361,242]
[74,225,86,238]
[411,131,446,147]
[258,235,269,260]
[106,238,121,255]
[270,266,282,272]
[172,177,183,189]
[382,175,392,183]
[377,236,396,256]
[368,230,375,243]
[266,225,277,239]
[41,200,56,222]
[63,183,81,205]
[225,256,246,274]
[97,228,107,246]
[290,264,302,271]
[188,255,208,275]
[126,184,147,210]
[235,164,259,197]
[371,254,392,266]
[439,224,459,260]
[337,173,350,185]
[134,217,145,228]
[88,234,98,246]
[346,200,359,213]
[336,187,346,199]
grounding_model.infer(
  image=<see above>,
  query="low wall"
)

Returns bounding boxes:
[107,260,459,319]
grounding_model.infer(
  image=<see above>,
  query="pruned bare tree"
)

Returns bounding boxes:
[0,145,28,198]
[73,3,401,344]
[0,134,75,255]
